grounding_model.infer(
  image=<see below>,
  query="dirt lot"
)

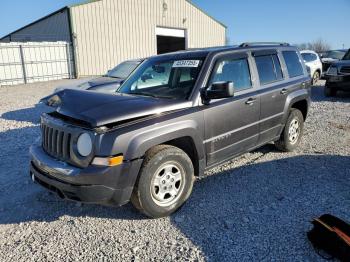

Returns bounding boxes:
[0,80,349,261]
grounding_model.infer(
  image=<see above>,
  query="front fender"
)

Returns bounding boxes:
[122,120,205,161]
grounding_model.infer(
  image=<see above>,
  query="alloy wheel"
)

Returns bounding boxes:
[150,161,185,207]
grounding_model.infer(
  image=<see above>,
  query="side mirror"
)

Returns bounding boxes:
[202,81,234,105]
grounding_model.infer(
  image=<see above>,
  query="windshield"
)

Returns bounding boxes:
[107,61,140,79]
[117,58,204,99]
[324,50,346,60]
[343,50,350,60]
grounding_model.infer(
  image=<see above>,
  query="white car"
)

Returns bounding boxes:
[300,50,323,85]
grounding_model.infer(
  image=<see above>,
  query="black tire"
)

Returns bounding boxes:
[324,85,337,97]
[131,145,194,218]
[275,109,304,152]
[312,71,320,85]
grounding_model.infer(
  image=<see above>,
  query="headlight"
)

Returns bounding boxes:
[327,66,338,76]
[45,94,62,107]
[77,133,93,157]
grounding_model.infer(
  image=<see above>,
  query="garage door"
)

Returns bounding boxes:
[156,27,186,55]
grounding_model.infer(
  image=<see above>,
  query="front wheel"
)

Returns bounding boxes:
[131,145,194,218]
[275,109,304,152]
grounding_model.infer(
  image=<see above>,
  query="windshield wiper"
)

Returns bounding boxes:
[108,75,122,79]
[128,92,173,99]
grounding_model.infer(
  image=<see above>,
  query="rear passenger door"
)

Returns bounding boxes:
[203,52,260,166]
[254,49,305,144]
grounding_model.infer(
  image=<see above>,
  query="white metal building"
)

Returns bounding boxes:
[0,0,226,78]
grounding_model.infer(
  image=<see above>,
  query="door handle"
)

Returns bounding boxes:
[280,88,288,95]
[245,98,257,105]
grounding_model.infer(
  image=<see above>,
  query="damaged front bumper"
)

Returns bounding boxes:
[29,145,143,206]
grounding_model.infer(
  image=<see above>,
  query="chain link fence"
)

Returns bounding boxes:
[0,42,74,86]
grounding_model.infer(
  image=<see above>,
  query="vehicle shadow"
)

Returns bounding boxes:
[171,154,350,261]
[1,123,349,261]
[311,85,350,103]
[1,110,349,260]
[0,103,52,124]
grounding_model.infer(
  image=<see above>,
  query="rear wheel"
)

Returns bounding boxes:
[275,109,304,152]
[131,145,194,218]
[312,71,320,85]
[324,85,337,97]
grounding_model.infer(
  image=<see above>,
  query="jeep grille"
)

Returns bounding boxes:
[41,123,72,161]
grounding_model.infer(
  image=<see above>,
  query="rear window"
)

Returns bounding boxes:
[282,51,304,78]
[255,54,283,85]
[301,53,317,62]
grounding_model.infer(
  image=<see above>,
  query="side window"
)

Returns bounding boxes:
[210,58,252,91]
[282,51,304,78]
[255,54,283,85]
[311,53,318,61]
[272,55,283,80]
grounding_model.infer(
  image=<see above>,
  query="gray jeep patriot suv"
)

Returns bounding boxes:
[30,43,311,218]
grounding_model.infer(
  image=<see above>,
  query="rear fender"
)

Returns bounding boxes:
[279,88,310,132]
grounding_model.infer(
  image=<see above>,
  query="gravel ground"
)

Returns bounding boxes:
[0,80,349,261]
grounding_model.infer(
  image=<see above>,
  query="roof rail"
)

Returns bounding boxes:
[239,42,290,47]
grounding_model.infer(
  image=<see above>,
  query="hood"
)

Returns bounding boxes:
[322,58,339,63]
[331,60,350,67]
[54,77,122,93]
[83,76,124,88]
[52,89,192,127]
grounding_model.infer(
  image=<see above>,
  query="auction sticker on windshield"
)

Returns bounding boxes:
[173,60,200,68]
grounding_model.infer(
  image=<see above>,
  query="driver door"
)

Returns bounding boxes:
[203,53,260,166]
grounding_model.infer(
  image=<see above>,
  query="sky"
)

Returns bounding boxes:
[0,0,349,49]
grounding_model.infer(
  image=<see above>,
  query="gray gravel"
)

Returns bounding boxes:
[0,80,349,261]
